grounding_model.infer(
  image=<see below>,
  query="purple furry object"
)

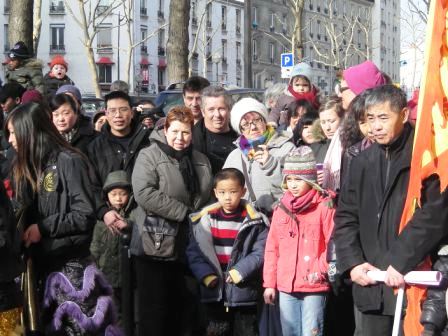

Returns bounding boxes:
[52,296,122,334]
[44,264,113,307]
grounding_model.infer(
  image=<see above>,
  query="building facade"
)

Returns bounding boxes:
[1,0,244,95]
[371,0,400,84]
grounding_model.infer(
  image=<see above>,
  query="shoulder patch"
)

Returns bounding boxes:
[43,171,56,192]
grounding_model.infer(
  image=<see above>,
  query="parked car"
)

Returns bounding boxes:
[81,95,104,120]
[154,83,265,115]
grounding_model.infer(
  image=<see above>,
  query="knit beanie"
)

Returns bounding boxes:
[289,62,313,84]
[343,61,386,95]
[9,41,30,60]
[230,97,269,134]
[282,146,320,190]
[21,89,43,104]
[56,85,82,104]
[50,55,68,70]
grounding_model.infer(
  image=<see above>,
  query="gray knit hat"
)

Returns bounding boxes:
[282,146,321,190]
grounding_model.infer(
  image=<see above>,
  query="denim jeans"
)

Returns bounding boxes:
[279,291,326,336]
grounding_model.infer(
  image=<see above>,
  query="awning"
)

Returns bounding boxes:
[158,59,167,68]
[96,57,114,64]
[140,58,151,65]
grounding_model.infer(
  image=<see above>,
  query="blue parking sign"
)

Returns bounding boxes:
[281,53,294,68]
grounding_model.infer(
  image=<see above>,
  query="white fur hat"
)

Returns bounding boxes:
[230,98,269,134]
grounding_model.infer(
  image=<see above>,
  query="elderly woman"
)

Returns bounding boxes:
[223,97,295,214]
[130,106,213,336]
[50,93,96,152]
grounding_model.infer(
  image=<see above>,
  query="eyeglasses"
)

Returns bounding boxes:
[106,107,131,116]
[240,117,264,131]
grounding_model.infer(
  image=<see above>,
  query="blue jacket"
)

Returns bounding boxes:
[186,201,268,307]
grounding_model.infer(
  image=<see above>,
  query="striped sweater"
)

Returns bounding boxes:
[209,206,247,270]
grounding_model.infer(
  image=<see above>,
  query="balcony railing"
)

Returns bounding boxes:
[97,44,113,53]
[50,4,65,14]
[50,44,66,53]
[158,46,165,56]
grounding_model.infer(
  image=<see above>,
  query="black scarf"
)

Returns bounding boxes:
[154,140,199,196]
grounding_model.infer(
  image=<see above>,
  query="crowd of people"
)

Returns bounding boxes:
[0,40,447,336]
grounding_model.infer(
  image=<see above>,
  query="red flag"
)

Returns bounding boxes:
[399,1,448,335]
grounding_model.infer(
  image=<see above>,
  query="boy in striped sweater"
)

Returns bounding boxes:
[187,168,269,336]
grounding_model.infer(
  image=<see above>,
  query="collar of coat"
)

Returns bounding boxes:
[190,200,262,225]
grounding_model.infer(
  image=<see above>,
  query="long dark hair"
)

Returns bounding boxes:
[292,110,319,146]
[339,90,370,149]
[5,102,78,196]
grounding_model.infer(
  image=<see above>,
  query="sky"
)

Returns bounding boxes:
[399,0,427,92]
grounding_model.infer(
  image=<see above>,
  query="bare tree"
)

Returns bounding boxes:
[167,0,190,82]
[305,0,372,69]
[288,0,305,61]
[33,0,42,55]
[408,0,430,23]
[9,0,34,55]
[64,0,122,97]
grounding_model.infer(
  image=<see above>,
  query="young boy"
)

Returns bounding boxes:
[90,170,134,310]
[44,55,75,99]
[187,168,269,336]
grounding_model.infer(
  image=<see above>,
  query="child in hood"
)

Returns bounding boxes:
[44,55,75,99]
[268,62,320,128]
[263,146,335,336]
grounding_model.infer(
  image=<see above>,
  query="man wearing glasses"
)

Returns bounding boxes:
[87,90,151,233]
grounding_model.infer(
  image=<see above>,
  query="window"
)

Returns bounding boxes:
[236,9,241,33]
[206,3,212,27]
[141,26,148,53]
[98,64,112,84]
[270,12,275,29]
[222,39,227,62]
[236,41,241,62]
[50,0,64,14]
[252,39,258,60]
[158,29,165,55]
[4,0,10,13]
[221,6,227,30]
[253,7,257,24]
[269,42,275,63]
[140,0,147,15]
[158,68,165,86]
[97,25,112,53]
[3,24,9,51]
[191,1,197,20]
[50,24,65,52]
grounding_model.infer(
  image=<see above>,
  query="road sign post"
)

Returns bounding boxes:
[281,53,294,79]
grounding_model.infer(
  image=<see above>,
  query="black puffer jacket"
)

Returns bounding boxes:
[43,72,75,99]
[87,121,151,220]
[35,150,96,264]
[70,115,97,153]
[0,182,22,312]
[335,124,448,315]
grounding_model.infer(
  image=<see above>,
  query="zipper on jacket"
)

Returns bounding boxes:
[384,147,391,190]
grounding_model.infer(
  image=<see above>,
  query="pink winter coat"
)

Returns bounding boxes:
[263,191,335,293]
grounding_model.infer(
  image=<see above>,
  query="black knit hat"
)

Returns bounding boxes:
[9,41,30,60]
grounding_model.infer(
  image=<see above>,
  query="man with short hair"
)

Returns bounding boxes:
[87,90,151,231]
[334,85,448,335]
[192,86,237,174]
[0,83,26,114]
[183,76,210,124]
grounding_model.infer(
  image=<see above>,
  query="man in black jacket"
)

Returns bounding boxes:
[87,90,150,233]
[192,86,237,175]
[334,85,448,335]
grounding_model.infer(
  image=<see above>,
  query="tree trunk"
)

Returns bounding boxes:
[167,0,190,82]
[9,0,34,55]
[33,0,42,56]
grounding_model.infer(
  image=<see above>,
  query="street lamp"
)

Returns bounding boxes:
[212,52,222,84]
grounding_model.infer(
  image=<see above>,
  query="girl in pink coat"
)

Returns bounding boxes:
[263,146,335,336]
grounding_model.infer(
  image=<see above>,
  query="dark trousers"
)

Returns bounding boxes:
[360,312,403,336]
[134,257,185,336]
[204,302,258,336]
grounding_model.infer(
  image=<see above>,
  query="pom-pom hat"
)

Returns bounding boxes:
[50,55,68,70]
[282,146,322,191]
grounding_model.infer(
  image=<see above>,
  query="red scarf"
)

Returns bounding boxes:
[287,85,320,109]
[282,189,318,213]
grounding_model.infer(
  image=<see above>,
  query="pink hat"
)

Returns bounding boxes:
[343,61,386,95]
[21,89,43,104]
